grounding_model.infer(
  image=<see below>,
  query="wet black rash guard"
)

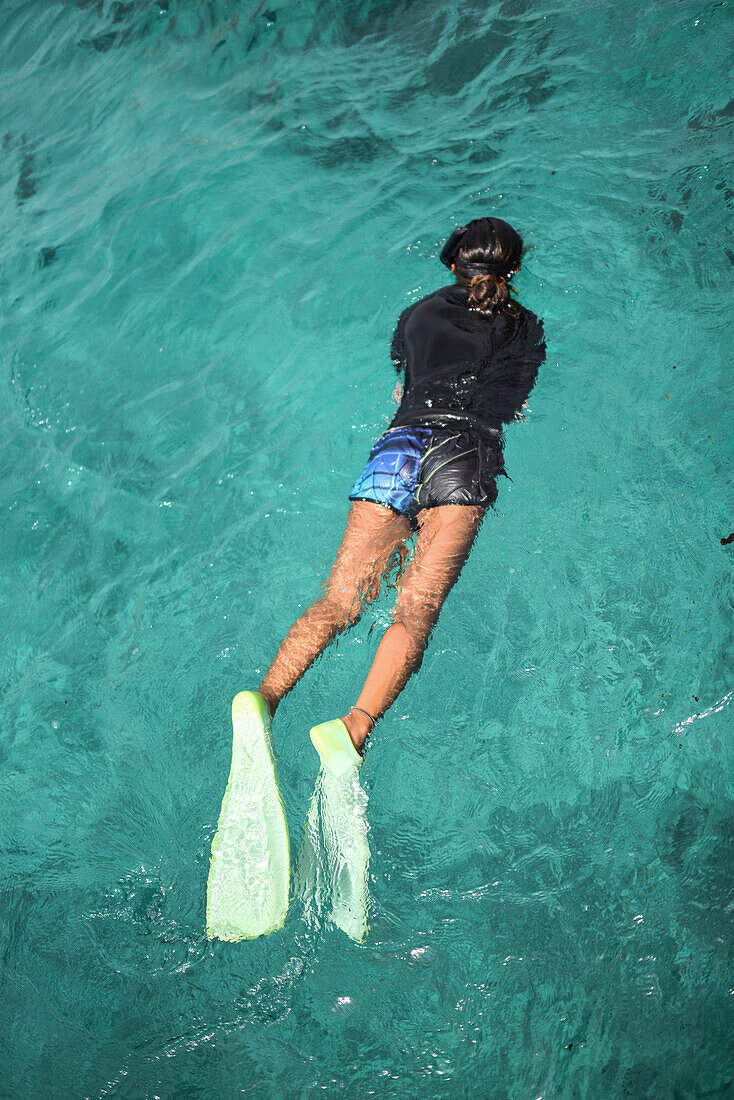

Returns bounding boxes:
[388,282,546,440]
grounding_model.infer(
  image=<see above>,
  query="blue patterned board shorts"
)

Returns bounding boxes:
[349,424,506,526]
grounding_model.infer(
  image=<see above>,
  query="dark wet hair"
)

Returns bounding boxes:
[440,216,523,316]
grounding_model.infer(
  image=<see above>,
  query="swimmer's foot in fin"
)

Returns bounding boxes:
[309,719,363,777]
[206,691,290,942]
[309,719,371,943]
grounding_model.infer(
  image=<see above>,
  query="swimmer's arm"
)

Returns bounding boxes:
[392,381,402,404]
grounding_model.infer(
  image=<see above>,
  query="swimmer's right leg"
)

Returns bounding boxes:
[265,500,405,944]
[258,501,410,715]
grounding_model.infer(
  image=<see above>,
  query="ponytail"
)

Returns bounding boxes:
[464,271,514,316]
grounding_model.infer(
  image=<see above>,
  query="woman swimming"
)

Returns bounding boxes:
[206,216,547,941]
[258,216,546,759]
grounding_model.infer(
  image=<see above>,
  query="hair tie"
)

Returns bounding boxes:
[456,258,513,278]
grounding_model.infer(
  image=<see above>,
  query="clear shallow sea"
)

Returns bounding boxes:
[1,0,733,1096]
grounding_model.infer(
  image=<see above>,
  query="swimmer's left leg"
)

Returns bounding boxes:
[341,504,486,749]
[258,501,409,715]
[301,505,483,942]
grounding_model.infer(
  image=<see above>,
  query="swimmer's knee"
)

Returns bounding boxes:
[384,620,410,647]
[389,620,409,638]
[388,617,430,658]
[392,598,439,639]
[319,591,362,632]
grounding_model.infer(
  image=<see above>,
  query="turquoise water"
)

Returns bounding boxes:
[2,0,733,1094]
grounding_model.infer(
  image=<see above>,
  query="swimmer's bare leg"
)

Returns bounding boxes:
[258,501,409,716]
[340,505,485,749]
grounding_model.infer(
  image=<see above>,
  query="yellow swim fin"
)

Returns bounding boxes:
[206,692,290,942]
[309,719,371,943]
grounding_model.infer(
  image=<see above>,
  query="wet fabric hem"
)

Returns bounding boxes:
[347,494,410,519]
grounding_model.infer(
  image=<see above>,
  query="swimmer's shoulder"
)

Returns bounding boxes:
[513,301,545,341]
[399,283,466,323]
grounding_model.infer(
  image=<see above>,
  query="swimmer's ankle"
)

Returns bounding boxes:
[340,709,373,753]
[257,689,277,719]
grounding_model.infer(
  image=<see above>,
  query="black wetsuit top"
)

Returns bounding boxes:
[388,283,546,440]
